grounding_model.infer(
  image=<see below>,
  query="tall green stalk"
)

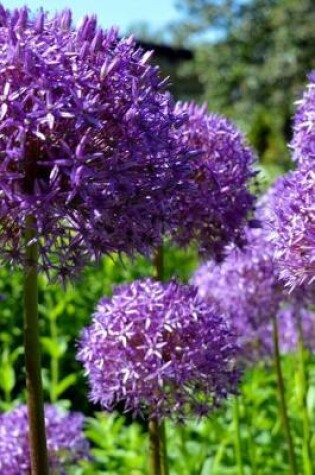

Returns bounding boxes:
[247,412,258,475]
[233,396,245,475]
[245,380,258,475]
[296,319,313,475]
[24,216,49,475]
[159,421,169,475]
[153,245,169,475]
[49,314,59,403]
[148,418,162,475]
[154,245,164,282]
[272,314,298,475]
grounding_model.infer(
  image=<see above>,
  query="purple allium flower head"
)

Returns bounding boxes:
[276,306,315,354]
[192,228,281,357]
[77,278,240,420]
[192,224,314,359]
[0,7,192,278]
[169,102,256,258]
[267,168,315,290]
[291,72,315,167]
[0,404,89,474]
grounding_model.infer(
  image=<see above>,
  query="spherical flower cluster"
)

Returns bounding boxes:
[0,6,192,278]
[267,169,315,289]
[276,306,315,354]
[192,225,314,359]
[291,72,315,168]
[192,228,282,357]
[169,101,256,258]
[0,404,89,474]
[77,278,240,420]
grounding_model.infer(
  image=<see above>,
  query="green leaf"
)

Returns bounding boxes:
[41,336,68,359]
[55,374,77,398]
[0,363,15,393]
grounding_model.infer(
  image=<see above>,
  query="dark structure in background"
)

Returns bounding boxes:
[138,40,202,100]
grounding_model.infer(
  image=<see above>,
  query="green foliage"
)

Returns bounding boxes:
[74,357,315,474]
[81,413,146,474]
[1,244,315,473]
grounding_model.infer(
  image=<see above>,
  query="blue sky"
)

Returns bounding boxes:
[5,0,180,33]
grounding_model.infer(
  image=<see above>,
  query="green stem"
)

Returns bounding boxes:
[212,438,229,474]
[272,315,298,475]
[297,320,313,475]
[159,421,169,475]
[153,246,169,475]
[233,396,245,475]
[24,215,49,475]
[246,387,258,475]
[148,418,162,475]
[50,316,59,403]
[4,390,10,403]
[154,246,164,281]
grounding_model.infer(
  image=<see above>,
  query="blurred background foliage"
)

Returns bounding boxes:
[77,357,315,474]
[1,253,315,474]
